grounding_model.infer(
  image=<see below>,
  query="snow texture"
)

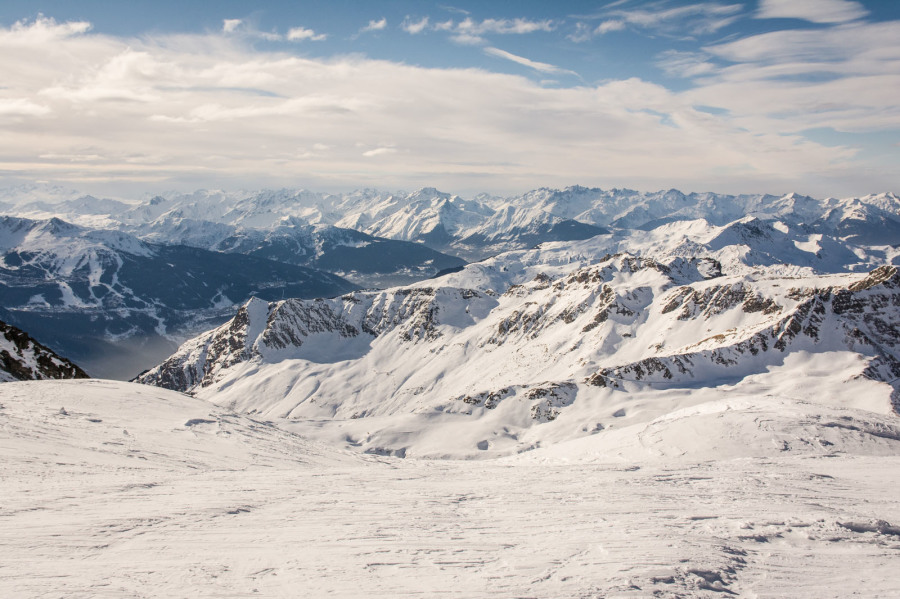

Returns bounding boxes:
[2,376,899,598]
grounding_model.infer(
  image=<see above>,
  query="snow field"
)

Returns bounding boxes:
[2,378,900,597]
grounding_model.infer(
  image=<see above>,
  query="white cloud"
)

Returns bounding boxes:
[669,20,900,140]
[257,31,284,42]
[410,17,555,44]
[359,18,387,34]
[363,146,397,157]
[0,98,52,117]
[456,17,555,36]
[401,17,430,35]
[0,16,894,197]
[287,27,327,42]
[0,15,90,44]
[704,20,900,70]
[656,50,717,77]
[483,47,577,76]
[451,32,486,46]
[222,19,242,34]
[439,5,470,16]
[568,23,594,43]
[38,151,103,162]
[756,0,868,24]
[596,20,626,35]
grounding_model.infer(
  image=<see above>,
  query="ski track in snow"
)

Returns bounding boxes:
[2,380,900,598]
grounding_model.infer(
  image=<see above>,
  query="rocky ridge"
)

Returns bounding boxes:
[0,319,88,382]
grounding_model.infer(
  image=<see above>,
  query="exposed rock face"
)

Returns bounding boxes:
[0,319,88,382]
[661,282,782,320]
[587,266,900,390]
[454,382,577,422]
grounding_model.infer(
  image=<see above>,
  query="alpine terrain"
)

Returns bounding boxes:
[3,185,900,597]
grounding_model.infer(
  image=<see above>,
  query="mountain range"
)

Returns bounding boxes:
[136,219,900,457]
[4,183,900,596]
[2,184,900,383]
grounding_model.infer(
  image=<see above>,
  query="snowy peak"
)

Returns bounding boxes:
[591,265,900,398]
[0,214,154,259]
[138,284,498,394]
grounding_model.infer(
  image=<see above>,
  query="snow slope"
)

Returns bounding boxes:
[2,378,900,598]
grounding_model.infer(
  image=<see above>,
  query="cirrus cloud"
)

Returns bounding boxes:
[572,2,743,42]
[483,47,578,77]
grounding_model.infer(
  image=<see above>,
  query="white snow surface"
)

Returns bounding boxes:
[3,376,900,598]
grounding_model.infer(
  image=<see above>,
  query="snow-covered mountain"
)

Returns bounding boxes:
[9,184,900,264]
[6,183,900,597]
[136,228,900,457]
[3,183,899,381]
[1,318,87,382]
[0,215,355,379]
[11,189,467,288]
[322,186,900,258]
[132,217,465,288]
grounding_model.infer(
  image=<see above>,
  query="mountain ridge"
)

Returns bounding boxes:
[0,318,88,382]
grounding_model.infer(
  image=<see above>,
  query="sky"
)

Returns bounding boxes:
[0,0,898,199]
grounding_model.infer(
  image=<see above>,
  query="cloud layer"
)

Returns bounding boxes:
[0,15,896,197]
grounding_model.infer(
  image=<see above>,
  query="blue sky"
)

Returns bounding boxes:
[0,0,898,198]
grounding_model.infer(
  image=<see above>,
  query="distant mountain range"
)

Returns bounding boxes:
[2,184,899,381]
[11,184,900,255]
